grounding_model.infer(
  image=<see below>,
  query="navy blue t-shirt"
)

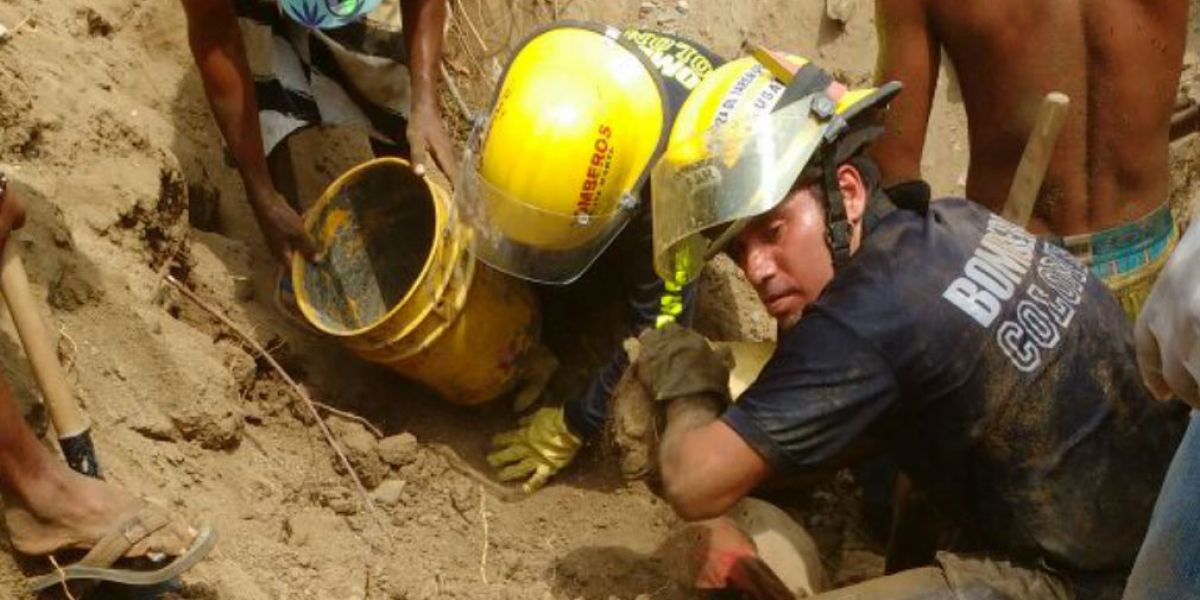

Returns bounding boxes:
[723,198,1186,572]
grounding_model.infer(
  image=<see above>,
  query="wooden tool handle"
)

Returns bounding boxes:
[0,248,89,437]
[1002,92,1071,228]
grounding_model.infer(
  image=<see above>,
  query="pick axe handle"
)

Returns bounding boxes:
[1002,92,1071,228]
[0,247,102,477]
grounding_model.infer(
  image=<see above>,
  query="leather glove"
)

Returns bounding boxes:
[635,323,734,403]
[1136,223,1200,407]
[487,406,581,493]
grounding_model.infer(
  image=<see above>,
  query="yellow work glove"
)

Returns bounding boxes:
[487,406,581,493]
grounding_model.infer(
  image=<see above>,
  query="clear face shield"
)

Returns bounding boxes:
[455,117,645,286]
[650,96,829,285]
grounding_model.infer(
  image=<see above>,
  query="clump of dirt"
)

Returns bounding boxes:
[327,418,389,489]
[607,341,660,482]
[75,7,114,38]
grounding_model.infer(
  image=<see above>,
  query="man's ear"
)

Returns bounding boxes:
[836,162,868,225]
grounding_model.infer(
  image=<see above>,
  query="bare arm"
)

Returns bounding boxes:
[870,0,941,187]
[401,0,459,181]
[180,0,313,263]
[659,397,770,521]
[181,0,273,204]
[401,0,447,113]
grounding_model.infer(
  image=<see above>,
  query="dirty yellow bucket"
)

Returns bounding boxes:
[292,158,539,405]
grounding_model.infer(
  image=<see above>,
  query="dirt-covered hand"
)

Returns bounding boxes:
[406,101,460,185]
[250,190,316,266]
[487,406,580,493]
[0,174,28,254]
[1136,224,1200,407]
[635,323,733,403]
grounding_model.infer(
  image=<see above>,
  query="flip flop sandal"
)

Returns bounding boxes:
[26,509,218,592]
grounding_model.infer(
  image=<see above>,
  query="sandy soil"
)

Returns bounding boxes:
[0,0,1196,598]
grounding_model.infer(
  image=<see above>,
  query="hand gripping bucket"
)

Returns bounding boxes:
[292,158,539,405]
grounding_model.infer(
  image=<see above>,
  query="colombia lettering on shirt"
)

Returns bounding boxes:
[941,215,1087,372]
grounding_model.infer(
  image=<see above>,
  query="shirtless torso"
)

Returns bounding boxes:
[871,0,1188,236]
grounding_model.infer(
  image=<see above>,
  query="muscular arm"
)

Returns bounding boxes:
[870,0,941,187]
[659,397,770,521]
[401,0,447,113]
[181,0,314,263]
[660,313,899,521]
[181,0,273,204]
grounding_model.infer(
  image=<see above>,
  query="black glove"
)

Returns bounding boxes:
[634,323,733,403]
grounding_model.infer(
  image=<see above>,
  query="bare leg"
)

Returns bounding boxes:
[0,372,193,557]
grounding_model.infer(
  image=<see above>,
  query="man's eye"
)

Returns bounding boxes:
[767,223,785,243]
[727,241,745,264]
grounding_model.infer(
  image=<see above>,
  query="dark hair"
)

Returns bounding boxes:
[791,154,882,207]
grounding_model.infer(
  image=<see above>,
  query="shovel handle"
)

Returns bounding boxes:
[1002,92,1071,228]
[0,248,101,476]
[0,249,92,436]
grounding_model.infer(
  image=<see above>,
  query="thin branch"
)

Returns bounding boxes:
[478,484,490,584]
[314,401,383,439]
[440,62,474,123]
[454,0,500,60]
[47,555,78,600]
[162,275,389,540]
[428,442,523,502]
[10,15,32,35]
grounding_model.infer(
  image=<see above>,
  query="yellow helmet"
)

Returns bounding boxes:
[651,48,902,284]
[456,23,669,284]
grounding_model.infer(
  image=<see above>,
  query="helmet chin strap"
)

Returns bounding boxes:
[820,154,900,271]
[822,150,854,270]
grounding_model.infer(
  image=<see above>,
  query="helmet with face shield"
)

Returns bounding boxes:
[651,49,902,285]
[455,22,670,284]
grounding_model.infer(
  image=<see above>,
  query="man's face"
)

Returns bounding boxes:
[731,186,835,330]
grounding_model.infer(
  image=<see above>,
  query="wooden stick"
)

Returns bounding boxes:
[0,250,88,437]
[427,443,523,502]
[478,484,489,584]
[0,244,102,476]
[10,15,32,35]
[454,0,491,56]
[162,275,389,538]
[452,0,503,79]
[313,401,383,439]
[1001,92,1071,228]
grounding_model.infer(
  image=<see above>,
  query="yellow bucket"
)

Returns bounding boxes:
[292,158,539,405]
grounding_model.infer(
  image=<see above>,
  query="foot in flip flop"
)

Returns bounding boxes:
[2,466,216,590]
